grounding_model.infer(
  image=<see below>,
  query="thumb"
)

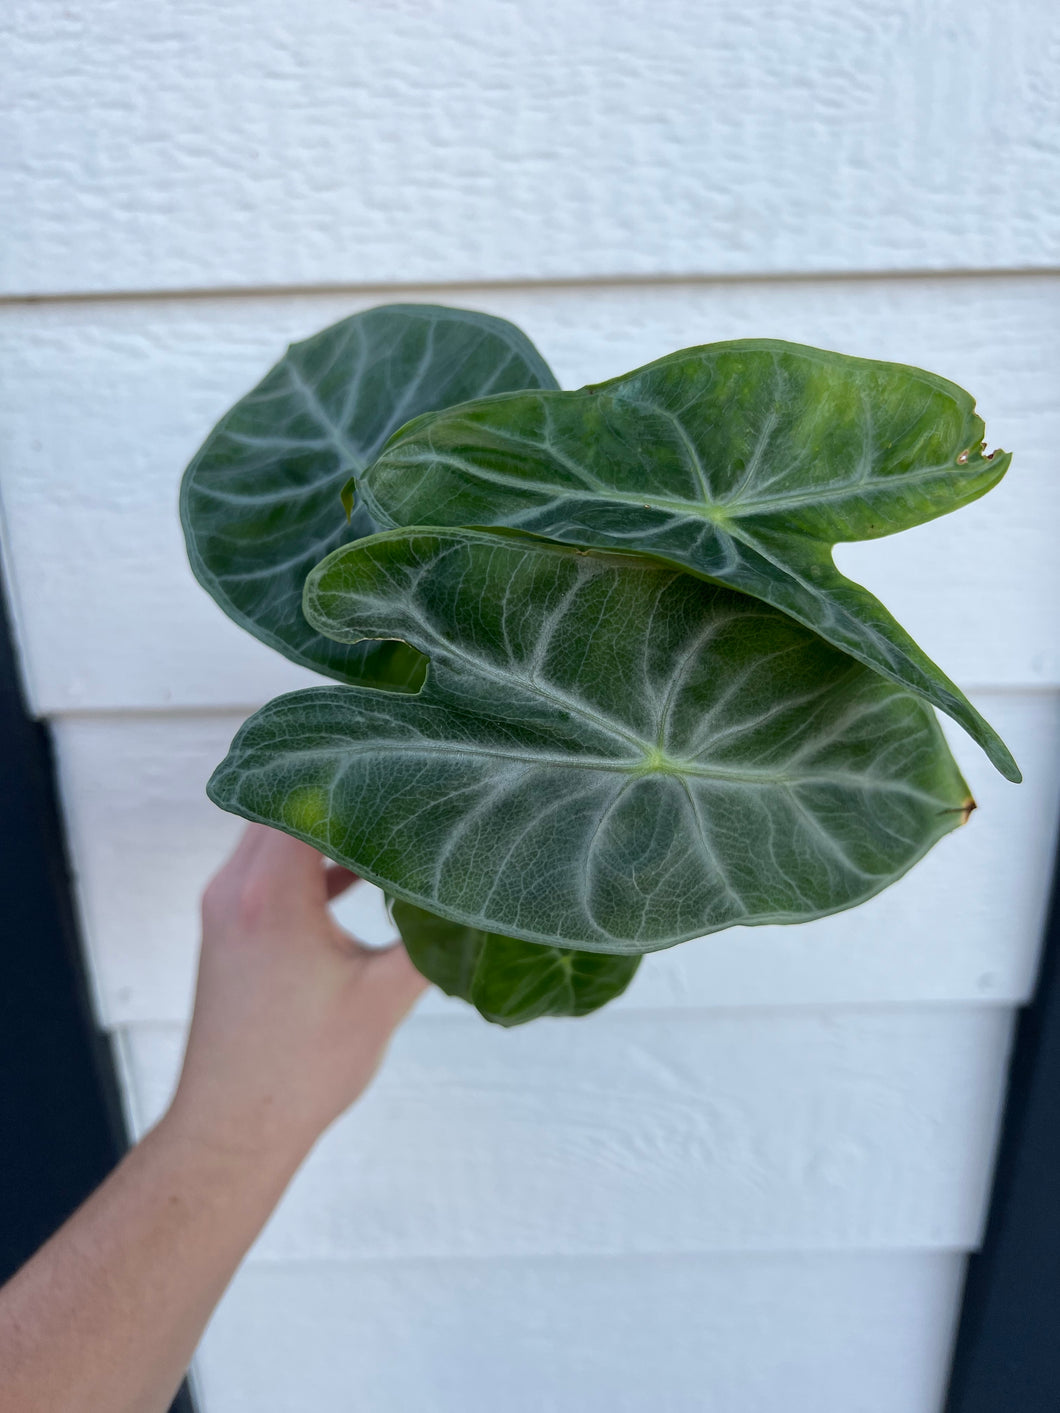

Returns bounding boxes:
[363,943,430,1028]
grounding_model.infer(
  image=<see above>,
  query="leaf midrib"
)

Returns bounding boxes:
[388,445,976,523]
[322,551,935,793]
[286,361,365,468]
[245,736,948,803]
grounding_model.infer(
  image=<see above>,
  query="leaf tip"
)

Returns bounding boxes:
[941,796,977,826]
[988,737,1022,784]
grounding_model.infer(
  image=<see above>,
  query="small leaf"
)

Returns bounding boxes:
[180,303,558,686]
[360,339,1019,780]
[339,475,357,523]
[392,899,640,1025]
[207,528,973,953]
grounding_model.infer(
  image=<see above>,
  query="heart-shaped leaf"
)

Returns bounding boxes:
[180,303,558,686]
[391,899,641,1025]
[359,339,1019,779]
[207,528,972,953]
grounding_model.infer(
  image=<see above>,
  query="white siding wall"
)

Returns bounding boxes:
[3,4,1058,1410]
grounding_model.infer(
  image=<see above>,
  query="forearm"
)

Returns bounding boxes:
[0,1111,308,1413]
[0,826,424,1412]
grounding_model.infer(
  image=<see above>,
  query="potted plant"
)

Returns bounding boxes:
[181,304,1018,1025]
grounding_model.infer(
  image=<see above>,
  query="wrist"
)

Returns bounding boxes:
[158,1086,321,1183]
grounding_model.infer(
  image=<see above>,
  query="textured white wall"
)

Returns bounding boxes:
[2,3,1059,1410]
[194,1254,968,1413]
[3,0,1059,293]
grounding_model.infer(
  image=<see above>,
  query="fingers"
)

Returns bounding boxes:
[202,823,272,916]
[217,821,270,878]
[324,865,360,902]
[206,824,343,928]
[212,827,427,1036]
[251,824,330,887]
[221,825,362,909]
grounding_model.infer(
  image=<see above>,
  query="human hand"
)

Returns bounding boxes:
[166,823,427,1166]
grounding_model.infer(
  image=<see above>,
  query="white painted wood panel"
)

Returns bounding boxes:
[3,0,1058,296]
[119,1005,1011,1259]
[193,1252,965,1413]
[0,276,1056,715]
[54,691,1060,1028]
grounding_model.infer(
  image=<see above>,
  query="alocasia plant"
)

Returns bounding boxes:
[182,304,1018,1026]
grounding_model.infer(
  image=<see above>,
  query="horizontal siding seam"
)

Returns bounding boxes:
[3,265,1060,310]
[110,1001,1020,1034]
[223,1247,977,1272]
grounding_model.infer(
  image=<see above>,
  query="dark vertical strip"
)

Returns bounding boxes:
[944,847,1060,1412]
[0,561,195,1412]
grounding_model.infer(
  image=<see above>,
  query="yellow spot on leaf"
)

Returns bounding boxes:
[284,785,330,834]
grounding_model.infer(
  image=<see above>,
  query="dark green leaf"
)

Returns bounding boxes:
[180,303,558,687]
[359,339,1019,779]
[207,528,973,953]
[392,899,640,1025]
